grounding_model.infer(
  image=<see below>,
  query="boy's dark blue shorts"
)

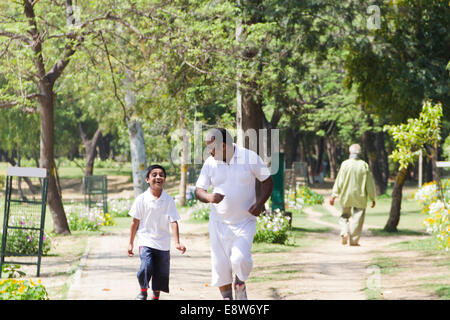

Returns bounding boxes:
[137,246,170,293]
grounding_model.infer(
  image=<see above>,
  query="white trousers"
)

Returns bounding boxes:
[208,217,256,287]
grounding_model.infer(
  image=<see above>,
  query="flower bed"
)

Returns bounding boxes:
[65,202,115,231]
[2,216,54,255]
[254,209,293,245]
[415,179,449,251]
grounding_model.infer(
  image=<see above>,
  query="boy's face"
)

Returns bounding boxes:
[146,168,166,190]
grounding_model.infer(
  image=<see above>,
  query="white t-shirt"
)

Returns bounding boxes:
[196,145,271,225]
[129,188,181,251]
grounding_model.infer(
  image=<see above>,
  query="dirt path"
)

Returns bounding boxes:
[65,196,438,300]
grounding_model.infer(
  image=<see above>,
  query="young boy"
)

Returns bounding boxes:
[128,164,186,300]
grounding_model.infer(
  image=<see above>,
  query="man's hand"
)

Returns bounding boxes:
[208,193,225,204]
[371,201,376,208]
[176,243,186,254]
[248,203,264,217]
[329,197,336,206]
[127,243,134,257]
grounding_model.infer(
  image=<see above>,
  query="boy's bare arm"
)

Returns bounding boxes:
[170,221,186,254]
[128,218,139,257]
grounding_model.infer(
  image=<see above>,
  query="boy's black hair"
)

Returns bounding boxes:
[146,164,166,179]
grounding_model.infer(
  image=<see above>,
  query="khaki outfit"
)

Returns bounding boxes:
[332,155,375,245]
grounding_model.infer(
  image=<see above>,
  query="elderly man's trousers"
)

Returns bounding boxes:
[339,207,365,245]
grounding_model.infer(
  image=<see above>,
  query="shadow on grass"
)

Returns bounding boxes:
[368,228,427,237]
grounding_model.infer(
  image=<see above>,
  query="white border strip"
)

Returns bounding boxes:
[436,161,450,168]
[7,167,48,178]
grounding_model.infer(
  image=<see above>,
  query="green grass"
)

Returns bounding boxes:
[423,285,450,299]
[323,193,426,233]
[370,256,402,274]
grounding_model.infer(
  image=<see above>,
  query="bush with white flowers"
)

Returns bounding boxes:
[415,179,449,251]
[254,209,293,245]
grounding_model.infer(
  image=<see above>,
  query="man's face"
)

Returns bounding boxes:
[206,137,226,161]
[146,168,166,190]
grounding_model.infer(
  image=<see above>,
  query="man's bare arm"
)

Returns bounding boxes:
[195,187,224,204]
[248,176,274,216]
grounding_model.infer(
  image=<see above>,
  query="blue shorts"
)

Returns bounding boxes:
[137,246,170,293]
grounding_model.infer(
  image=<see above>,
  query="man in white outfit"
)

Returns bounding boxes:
[195,128,273,300]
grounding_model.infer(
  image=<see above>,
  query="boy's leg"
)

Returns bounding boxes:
[136,246,153,300]
[151,248,170,296]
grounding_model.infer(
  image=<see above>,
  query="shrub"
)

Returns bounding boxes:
[108,199,132,217]
[65,203,112,231]
[189,203,210,221]
[0,278,49,300]
[296,185,324,206]
[415,179,449,251]
[254,209,293,245]
[0,264,49,300]
[2,216,54,255]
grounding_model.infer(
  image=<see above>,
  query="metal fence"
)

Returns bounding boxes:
[1,167,48,277]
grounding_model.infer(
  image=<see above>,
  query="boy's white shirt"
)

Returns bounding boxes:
[129,188,181,251]
[196,144,271,225]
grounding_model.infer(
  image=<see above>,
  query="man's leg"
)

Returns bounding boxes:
[339,207,352,245]
[349,207,365,245]
[230,220,255,300]
[219,284,233,300]
[209,218,233,299]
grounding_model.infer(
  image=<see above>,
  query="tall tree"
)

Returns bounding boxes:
[0,1,123,233]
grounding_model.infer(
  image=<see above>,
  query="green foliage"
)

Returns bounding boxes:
[65,204,107,231]
[1,264,25,279]
[297,185,324,206]
[344,0,449,123]
[384,101,443,170]
[2,216,53,256]
[0,277,49,300]
[189,204,210,221]
[443,135,450,161]
[254,210,293,245]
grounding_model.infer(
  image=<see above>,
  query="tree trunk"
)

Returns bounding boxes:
[39,83,70,234]
[79,123,102,177]
[128,120,147,198]
[384,166,409,232]
[284,127,300,169]
[178,111,188,206]
[375,131,389,190]
[363,132,387,196]
[363,115,388,195]
[325,137,337,180]
[124,69,147,198]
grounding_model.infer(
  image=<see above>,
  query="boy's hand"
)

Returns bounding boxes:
[176,243,186,254]
[127,244,134,257]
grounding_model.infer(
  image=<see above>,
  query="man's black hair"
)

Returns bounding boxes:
[207,128,234,146]
[146,164,166,179]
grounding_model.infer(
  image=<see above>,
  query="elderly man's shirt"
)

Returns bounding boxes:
[196,144,271,225]
[332,158,376,208]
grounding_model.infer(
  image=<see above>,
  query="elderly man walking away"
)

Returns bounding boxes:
[329,144,376,246]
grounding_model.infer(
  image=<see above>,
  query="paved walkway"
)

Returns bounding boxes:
[66,214,218,300]
[65,196,424,300]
